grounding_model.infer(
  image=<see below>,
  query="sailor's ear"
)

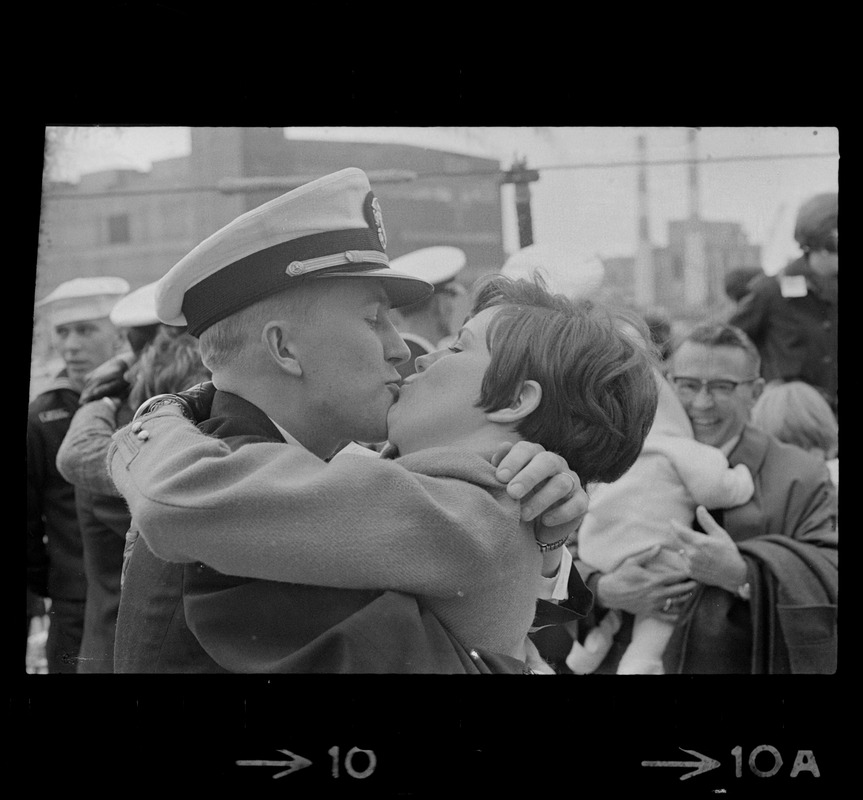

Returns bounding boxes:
[262,321,303,377]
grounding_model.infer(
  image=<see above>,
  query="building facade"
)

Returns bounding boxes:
[37,129,504,300]
[600,217,762,319]
[34,128,505,364]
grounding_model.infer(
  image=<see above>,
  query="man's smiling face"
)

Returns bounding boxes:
[670,341,763,448]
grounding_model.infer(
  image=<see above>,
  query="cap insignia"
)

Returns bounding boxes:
[364,191,387,250]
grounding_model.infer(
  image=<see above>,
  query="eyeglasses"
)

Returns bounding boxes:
[670,376,758,400]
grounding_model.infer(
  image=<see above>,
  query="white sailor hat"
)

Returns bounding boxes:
[156,167,434,336]
[502,244,605,298]
[388,246,467,289]
[109,281,160,327]
[36,277,130,327]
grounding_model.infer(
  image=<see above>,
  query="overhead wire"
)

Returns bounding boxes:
[42,151,839,200]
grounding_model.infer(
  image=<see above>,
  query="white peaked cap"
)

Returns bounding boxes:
[388,246,467,287]
[502,244,605,298]
[36,277,130,326]
[109,281,161,327]
[155,167,434,335]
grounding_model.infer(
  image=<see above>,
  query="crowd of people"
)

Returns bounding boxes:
[27,169,837,675]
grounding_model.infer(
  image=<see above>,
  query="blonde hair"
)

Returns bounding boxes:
[197,283,322,372]
[751,381,838,457]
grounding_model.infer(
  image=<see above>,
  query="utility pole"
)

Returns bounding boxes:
[501,158,540,248]
[687,128,701,221]
[634,134,655,307]
[683,129,708,307]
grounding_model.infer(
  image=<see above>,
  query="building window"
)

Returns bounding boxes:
[108,214,130,244]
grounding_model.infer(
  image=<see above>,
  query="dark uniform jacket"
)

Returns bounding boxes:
[729,256,838,412]
[115,391,529,674]
[27,371,86,602]
[75,488,131,672]
[72,403,134,673]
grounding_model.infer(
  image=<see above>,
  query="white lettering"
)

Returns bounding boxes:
[790,750,820,778]
[344,747,377,779]
[749,745,783,778]
[329,745,377,779]
[731,745,743,778]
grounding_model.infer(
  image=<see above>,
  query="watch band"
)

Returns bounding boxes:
[536,535,569,553]
[132,393,196,423]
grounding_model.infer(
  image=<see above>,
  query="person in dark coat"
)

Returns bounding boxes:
[56,282,209,673]
[728,192,838,415]
[27,277,128,672]
[724,266,765,305]
[53,283,158,673]
[562,324,837,674]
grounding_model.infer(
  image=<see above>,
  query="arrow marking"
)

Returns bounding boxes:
[236,749,313,779]
[642,748,721,781]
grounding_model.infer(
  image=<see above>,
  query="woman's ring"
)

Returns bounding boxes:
[662,597,673,612]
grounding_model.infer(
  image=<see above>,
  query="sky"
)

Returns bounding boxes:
[42,126,839,275]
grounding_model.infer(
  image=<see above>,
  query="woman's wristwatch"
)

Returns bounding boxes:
[132,393,196,423]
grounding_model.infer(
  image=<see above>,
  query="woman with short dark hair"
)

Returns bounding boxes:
[109,276,660,672]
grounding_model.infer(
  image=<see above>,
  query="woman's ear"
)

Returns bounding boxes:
[486,379,542,424]
[262,321,303,377]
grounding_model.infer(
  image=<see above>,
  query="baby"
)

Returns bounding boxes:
[568,369,755,674]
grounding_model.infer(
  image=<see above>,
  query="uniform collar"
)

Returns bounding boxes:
[203,390,286,444]
[42,368,79,396]
[267,417,305,447]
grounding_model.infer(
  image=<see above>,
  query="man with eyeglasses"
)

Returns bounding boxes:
[568,323,837,674]
[729,192,838,417]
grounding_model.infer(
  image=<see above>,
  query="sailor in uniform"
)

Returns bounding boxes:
[388,246,467,378]
[28,277,129,671]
